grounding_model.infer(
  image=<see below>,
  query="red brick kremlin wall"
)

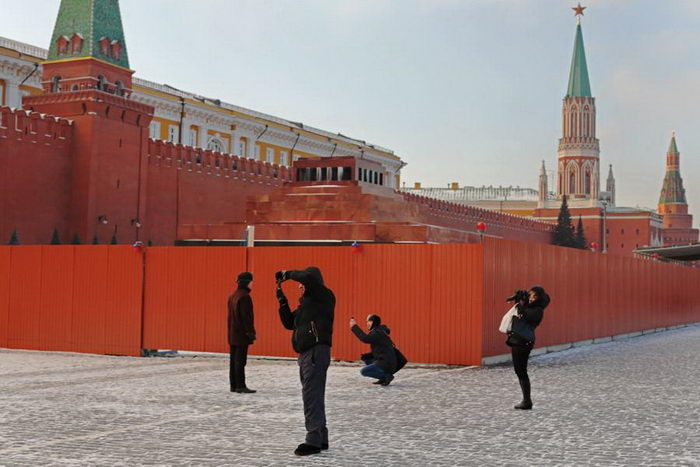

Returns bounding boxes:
[0,107,73,245]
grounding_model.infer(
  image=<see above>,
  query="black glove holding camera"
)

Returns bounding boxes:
[506,289,528,303]
[275,270,288,305]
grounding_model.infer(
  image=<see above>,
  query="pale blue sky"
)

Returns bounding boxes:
[2,0,699,223]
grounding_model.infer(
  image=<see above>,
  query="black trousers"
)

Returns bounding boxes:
[230,344,249,390]
[298,344,330,448]
[511,344,533,402]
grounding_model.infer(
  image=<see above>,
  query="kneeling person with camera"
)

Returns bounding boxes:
[350,314,397,386]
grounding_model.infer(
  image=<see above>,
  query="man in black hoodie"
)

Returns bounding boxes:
[276,267,335,457]
[350,314,397,386]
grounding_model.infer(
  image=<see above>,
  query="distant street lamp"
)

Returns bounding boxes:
[477,222,487,242]
[600,191,612,253]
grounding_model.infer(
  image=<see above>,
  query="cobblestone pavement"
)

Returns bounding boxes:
[1,325,699,466]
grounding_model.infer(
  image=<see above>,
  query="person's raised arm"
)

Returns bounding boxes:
[277,284,295,330]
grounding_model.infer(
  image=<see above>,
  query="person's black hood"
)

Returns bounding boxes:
[375,324,391,335]
[529,286,550,309]
[305,266,324,286]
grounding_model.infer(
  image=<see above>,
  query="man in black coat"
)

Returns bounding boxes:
[227,271,256,394]
[276,267,335,457]
[350,314,397,386]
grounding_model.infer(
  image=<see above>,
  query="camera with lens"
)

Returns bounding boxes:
[506,289,528,303]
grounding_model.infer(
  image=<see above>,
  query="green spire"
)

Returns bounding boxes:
[668,132,679,154]
[659,133,687,205]
[47,0,130,69]
[566,23,592,98]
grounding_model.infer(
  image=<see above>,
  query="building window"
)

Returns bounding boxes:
[266,147,274,163]
[149,121,161,139]
[99,37,111,56]
[188,128,197,146]
[280,151,288,166]
[111,40,122,60]
[621,229,625,234]
[254,144,260,160]
[636,229,640,235]
[569,171,576,194]
[97,75,107,91]
[70,33,83,54]
[207,138,225,153]
[115,81,124,97]
[0,81,4,106]
[56,36,69,55]
[51,76,62,93]
[584,169,591,195]
[168,125,179,143]
[238,140,245,156]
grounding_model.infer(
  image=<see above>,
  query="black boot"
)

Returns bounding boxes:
[514,377,532,409]
[235,387,257,394]
[294,443,321,456]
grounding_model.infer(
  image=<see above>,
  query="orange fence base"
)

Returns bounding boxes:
[1,242,699,365]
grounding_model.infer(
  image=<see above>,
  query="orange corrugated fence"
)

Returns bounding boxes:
[1,241,699,365]
[142,244,485,365]
[481,238,700,359]
[0,246,143,356]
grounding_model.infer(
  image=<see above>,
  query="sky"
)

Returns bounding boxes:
[2,0,699,225]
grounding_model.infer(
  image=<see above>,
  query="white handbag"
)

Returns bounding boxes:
[498,305,518,334]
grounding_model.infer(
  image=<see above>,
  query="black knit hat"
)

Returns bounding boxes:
[237,271,253,286]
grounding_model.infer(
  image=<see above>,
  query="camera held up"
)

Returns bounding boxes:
[506,289,528,303]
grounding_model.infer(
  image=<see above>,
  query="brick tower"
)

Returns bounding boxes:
[23,0,153,244]
[657,132,698,245]
[555,15,601,206]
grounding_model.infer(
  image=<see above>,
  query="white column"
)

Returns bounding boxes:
[232,131,241,156]
[6,79,21,109]
[246,133,256,159]
[199,126,209,149]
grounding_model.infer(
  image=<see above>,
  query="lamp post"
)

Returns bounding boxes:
[477,222,487,242]
[600,191,612,254]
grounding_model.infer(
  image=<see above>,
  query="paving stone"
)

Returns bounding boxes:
[0,325,699,466]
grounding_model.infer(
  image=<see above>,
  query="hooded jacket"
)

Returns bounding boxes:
[278,267,335,353]
[512,291,550,345]
[351,324,397,374]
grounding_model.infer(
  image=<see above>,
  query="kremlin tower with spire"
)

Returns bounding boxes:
[657,133,698,245]
[534,4,680,255]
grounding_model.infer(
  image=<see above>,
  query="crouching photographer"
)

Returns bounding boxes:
[505,286,550,410]
[350,314,406,387]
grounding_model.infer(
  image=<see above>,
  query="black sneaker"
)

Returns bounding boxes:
[514,400,533,410]
[379,375,394,386]
[235,387,257,394]
[294,443,321,456]
[372,380,383,385]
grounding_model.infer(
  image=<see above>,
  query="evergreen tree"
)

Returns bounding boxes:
[147,240,153,247]
[92,235,99,245]
[110,233,118,245]
[575,216,587,249]
[50,228,61,245]
[553,195,577,248]
[72,234,82,245]
[8,229,20,245]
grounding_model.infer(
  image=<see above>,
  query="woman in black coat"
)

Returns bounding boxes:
[507,286,550,410]
[350,314,397,386]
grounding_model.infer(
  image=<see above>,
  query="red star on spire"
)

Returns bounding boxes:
[572,3,586,17]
